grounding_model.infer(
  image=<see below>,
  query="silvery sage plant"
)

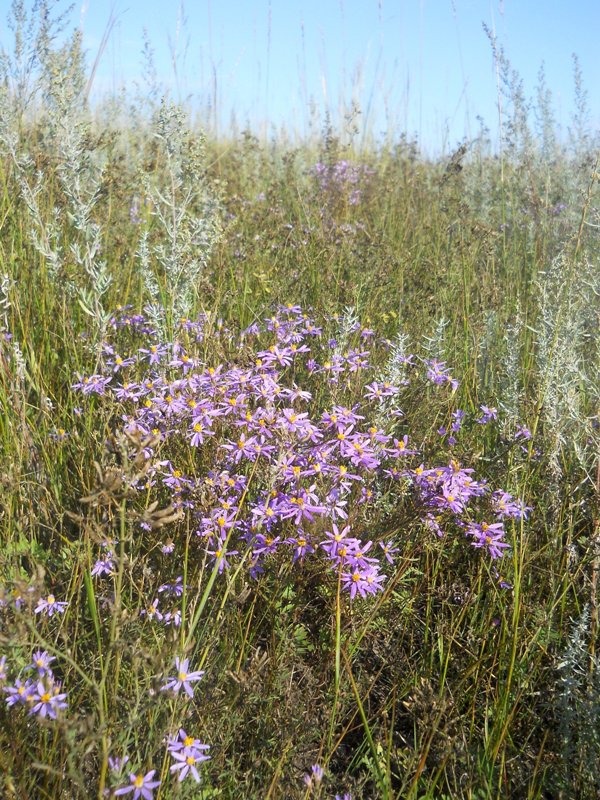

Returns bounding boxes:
[0,9,113,348]
[139,100,222,337]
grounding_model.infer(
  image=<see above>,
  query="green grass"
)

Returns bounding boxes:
[1,14,600,799]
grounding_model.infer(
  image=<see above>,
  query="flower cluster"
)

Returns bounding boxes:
[2,650,68,720]
[108,728,210,799]
[167,728,211,783]
[70,303,529,606]
[312,160,374,205]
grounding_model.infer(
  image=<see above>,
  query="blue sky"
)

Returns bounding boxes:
[1,1,599,151]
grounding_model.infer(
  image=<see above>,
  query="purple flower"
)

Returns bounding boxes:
[114,770,160,799]
[29,680,68,718]
[167,729,210,755]
[341,566,386,599]
[169,751,209,783]
[492,491,531,520]
[515,424,532,440]
[477,405,498,424]
[4,678,35,707]
[161,657,205,698]
[467,522,510,559]
[140,599,163,622]
[304,764,324,788]
[167,729,211,783]
[91,554,114,577]
[35,594,68,617]
[108,755,130,773]
[426,360,458,390]
[30,650,56,676]
[71,374,112,395]
[379,540,399,564]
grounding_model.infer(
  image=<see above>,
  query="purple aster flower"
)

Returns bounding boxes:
[140,599,163,622]
[163,608,182,627]
[169,744,210,783]
[167,729,211,757]
[71,374,112,395]
[492,491,531,520]
[515,424,532,440]
[158,576,188,597]
[320,524,354,558]
[138,343,168,365]
[4,678,35,707]
[29,680,68,719]
[468,522,510,559]
[114,770,160,799]
[107,353,136,373]
[451,408,465,432]
[304,764,324,788]
[161,657,205,698]
[477,405,498,424]
[30,650,56,676]
[206,544,238,573]
[379,540,399,564]
[341,566,386,599]
[91,554,114,577]
[34,594,68,617]
[108,755,130,773]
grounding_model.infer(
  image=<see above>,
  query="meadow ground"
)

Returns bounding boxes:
[1,9,600,800]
